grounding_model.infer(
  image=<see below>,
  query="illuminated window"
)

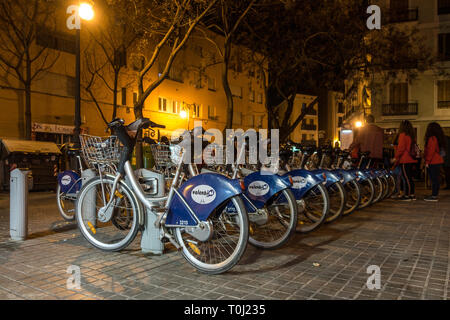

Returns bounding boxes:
[158,97,167,112]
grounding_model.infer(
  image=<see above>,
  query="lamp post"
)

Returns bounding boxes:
[67,2,94,147]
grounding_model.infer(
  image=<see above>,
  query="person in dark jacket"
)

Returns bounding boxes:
[444,135,450,190]
[423,122,446,201]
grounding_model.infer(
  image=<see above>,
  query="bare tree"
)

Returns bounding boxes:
[198,0,256,130]
[82,0,141,122]
[0,0,60,139]
[130,0,217,167]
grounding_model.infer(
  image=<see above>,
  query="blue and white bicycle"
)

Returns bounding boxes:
[75,118,249,274]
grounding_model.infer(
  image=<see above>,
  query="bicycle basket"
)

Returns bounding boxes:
[79,134,122,166]
[150,144,183,168]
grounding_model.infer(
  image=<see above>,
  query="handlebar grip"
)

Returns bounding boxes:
[150,121,165,129]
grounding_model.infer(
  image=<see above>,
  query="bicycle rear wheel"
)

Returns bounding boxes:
[174,195,249,274]
[56,184,76,221]
[248,189,297,250]
[75,175,141,251]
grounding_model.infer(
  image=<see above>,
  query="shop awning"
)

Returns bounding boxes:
[0,138,61,157]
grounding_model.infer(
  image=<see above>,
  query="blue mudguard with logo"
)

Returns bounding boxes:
[348,169,370,181]
[283,169,325,200]
[165,173,242,227]
[311,169,339,188]
[332,169,357,185]
[57,171,81,194]
[242,171,292,211]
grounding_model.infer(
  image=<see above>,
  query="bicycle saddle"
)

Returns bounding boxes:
[360,151,371,157]
[67,148,80,156]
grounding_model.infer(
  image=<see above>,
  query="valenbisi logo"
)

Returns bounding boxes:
[191,185,216,204]
[61,175,72,186]
[292,176,307,189]
[248,181,270,196]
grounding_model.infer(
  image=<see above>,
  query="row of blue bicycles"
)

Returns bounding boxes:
[56,118,396,274]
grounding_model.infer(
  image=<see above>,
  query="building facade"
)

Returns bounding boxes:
[0,3,268,145]
[276,94,319,146]
[345,0,450,149]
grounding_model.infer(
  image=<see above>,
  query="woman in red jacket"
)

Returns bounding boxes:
[393,120,417,201]
[423,122,447,201]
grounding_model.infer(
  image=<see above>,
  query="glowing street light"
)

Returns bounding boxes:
[79,3,94,21]
[180,110,188,119]
[355,121,363,128]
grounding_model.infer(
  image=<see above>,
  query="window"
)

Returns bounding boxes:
[231,85,242,98]
[132,55,145,71]
[36,28,76,54]
[120,88,127,106]
[172,100,181,114]
[438,0,450,15]
[389,83,408,104]
[158,97,167,112]
[114,49,127,68]
[302,134,307,141]
[438,80,450,108]
[337,102,344,114]
[256,92,263,104]
[133,92,138,105]
[438,33,450,61]
[233,112,242,125]
[208,77,216,91]
[338,117,343,128]
[193,104,201,118]
[249,90,255,102]
[208,105,217,120]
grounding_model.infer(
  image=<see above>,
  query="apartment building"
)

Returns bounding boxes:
[0,2,268,145]
[318,90,345,146]
[345,0,450,148]
[276,94,319,146]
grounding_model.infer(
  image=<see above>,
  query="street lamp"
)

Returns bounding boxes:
[67,2,94,147]
[355,121,363,128]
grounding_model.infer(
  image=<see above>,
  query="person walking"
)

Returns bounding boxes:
[423,122,446,201]
[393,120,417,201]
[350,114,384,169]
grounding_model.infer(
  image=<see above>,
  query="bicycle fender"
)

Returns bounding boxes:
[165,173,242,226]
[283,169,324,199]
[332,169,357,184]
[311,169,339,188]
[57,170,81,194]
[242,171,291,210]
[349,169,370,181]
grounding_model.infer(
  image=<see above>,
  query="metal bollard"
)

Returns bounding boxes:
[10,168,30,241]
[132,169,165,255]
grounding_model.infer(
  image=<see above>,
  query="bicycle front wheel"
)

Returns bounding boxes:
[174,195,249,274]
[75,175,141,251]
[325,182,346,223]
[297,184,329,233]
[372,177,384,203]
[248,189,297,250]
[358,178,374,209]
[343,180,361,216]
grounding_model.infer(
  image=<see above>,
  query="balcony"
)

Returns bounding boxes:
[382,103,418,116]
[301,124,317,131]
[387,8,418,23]
[438,100,450,109]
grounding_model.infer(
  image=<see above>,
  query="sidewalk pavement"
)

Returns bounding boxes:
[0,186,448,300]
